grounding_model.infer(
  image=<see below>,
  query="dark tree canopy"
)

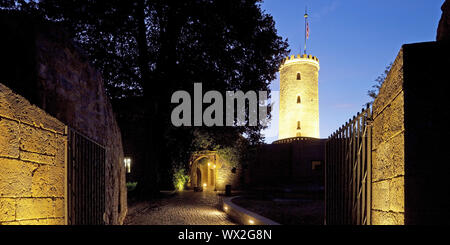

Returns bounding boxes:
[2,0,289,198]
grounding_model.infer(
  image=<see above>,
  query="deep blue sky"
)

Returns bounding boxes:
[260,0,443,143]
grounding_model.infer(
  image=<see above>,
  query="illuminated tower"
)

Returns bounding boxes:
[278,8,319,139]
[278,54,320,139]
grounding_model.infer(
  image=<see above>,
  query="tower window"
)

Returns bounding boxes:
[296,72,301,80]
[297,95,301,104]
[297,121,301,130]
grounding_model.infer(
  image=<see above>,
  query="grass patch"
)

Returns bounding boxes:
[126,182,138,192]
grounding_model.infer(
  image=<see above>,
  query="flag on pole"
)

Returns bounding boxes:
[306,21,309,39]
[304,7,309,54]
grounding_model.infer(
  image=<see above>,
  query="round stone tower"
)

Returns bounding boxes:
[279,54,320,139]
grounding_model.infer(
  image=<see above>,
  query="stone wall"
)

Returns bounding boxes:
[0,14,126,224]
[402,41,450,224]
[371,41,450,224]
[34,25,126,225]
[249,139,325,188]
[189,153,244,192]
[371,49,405,225]
[216,161,243,191]
[0,83,66,225]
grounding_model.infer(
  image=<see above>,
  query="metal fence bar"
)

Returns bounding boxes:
[366,106,372,225]
[67,128,106,225]
[325,105,372,225]
[351,116,356,224]
[361,111,367,225]
[356,115,361,225]
[346,123,351,224]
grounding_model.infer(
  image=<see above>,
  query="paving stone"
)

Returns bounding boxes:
[124,191,236,225]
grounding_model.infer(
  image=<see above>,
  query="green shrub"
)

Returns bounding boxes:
[173,167,190,191]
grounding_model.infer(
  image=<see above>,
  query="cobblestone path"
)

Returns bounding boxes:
[124,190,237,225]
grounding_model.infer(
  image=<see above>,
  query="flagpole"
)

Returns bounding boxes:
[304,7,308,55]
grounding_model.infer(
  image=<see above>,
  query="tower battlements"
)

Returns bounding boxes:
[278,53,320,139]
[280,54,320,70]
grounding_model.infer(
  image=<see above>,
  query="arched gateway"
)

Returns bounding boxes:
[188,151,222,191]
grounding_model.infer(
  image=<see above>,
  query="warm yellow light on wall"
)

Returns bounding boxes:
[203,183,207,187]
[124,157,131,173]
[208,162,211,166]
[224,206,228,211]
[249,219,255,225]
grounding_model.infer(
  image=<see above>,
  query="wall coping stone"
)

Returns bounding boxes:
[222,196,280,225]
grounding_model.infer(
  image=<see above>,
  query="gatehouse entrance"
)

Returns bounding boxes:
[188,151,221,191]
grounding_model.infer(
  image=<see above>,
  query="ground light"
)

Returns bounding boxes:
[249,219,255,225]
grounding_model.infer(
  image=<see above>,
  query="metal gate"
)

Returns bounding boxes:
[325,105,372,225]
[67,128,106,225]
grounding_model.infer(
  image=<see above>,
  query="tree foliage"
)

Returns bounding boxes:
[2,0,289,198]
[367,63,393,105]
[190,128,250,168]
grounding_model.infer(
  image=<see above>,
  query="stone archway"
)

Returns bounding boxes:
[188,151,222,191]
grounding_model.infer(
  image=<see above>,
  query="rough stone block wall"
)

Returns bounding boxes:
[216,163,242,191]
[371,49,405,225]
[402,41,450,224]
[1,15,126,225]
[370,41,450,224]
[34,32,126,224]
[0,83,66,225]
